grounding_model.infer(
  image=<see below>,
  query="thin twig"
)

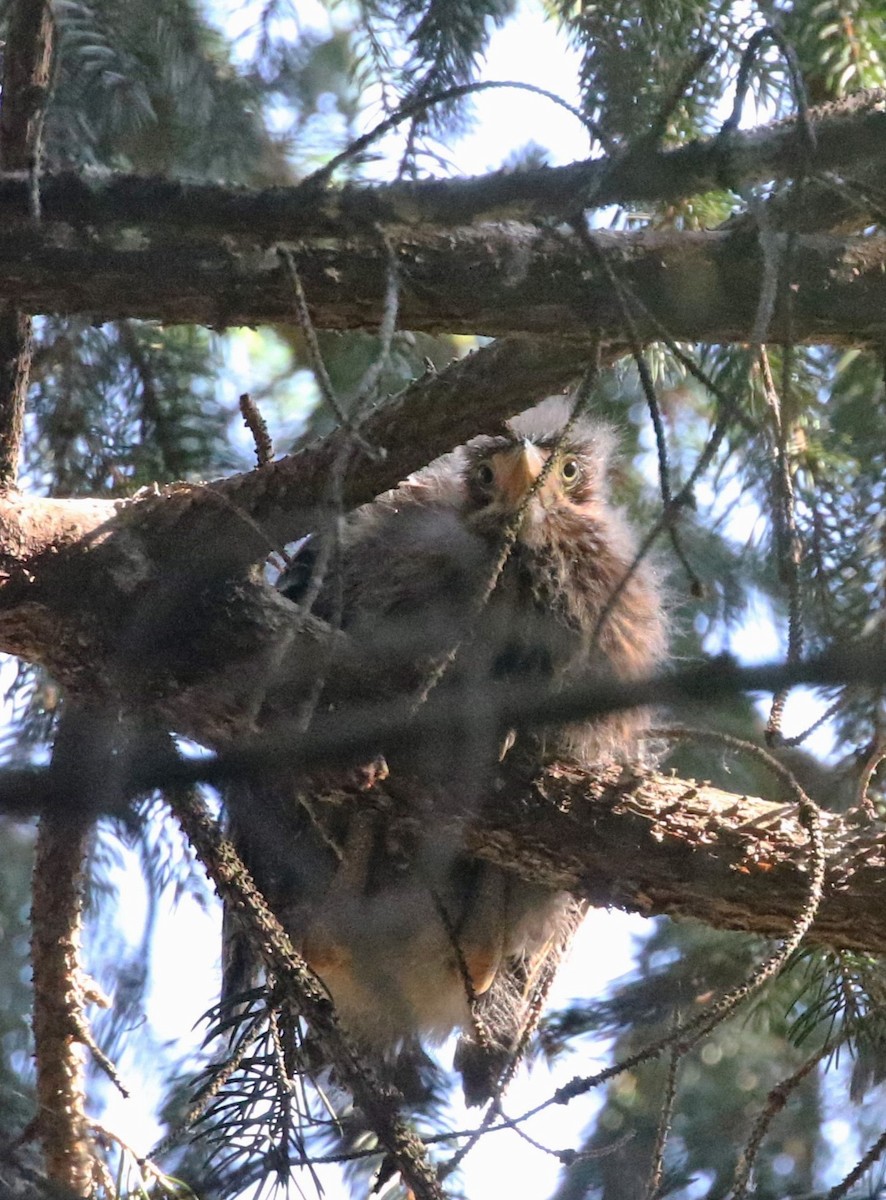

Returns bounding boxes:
[351,228,400,416]
[571,217,702,595]
[645,1016,681,1200]
[856,734,886,818]
[779,695,844,750]
[239,392,274,467]
[747,196,783,349]
[72,1014,129,1098]
[148,1008,266,1161]
[502,725,826,1132]
[276,247,351,430]
[826,1123,886,1200]
[732,1037,837,1200]
[283,231,399,726]
[647,44,717,147]
[720,26,814,153]
[305,79,608,188]
[759,347,804,746]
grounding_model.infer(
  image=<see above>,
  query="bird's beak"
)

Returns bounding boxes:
[495,441,546,508]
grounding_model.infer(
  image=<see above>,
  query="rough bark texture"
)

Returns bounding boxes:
[1,90,882,236]
[0,0,54,172]
[180,759,884,958]
[0,308,31,486]
[0,89,881,348]
[0,339,600,740]
[0,218,883,344]
[463,762,884,954]
[29,812,93,1195]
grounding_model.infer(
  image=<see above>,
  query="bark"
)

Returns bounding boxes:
[0,90,883,343]
[0,215,884,344]
[6,89,885,237]
[464,762,882,954]
[160,754,886,961]
[0,462,883,959]
[0,0,54,172]
[0,308,32,486]
[0,0,55,486]
[30,811,93,1195]
[0,338,597,736]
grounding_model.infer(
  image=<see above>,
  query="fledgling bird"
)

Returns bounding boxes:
[223,398,666,1106]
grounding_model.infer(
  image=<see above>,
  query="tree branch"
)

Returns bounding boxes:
[171,787,445,1200]
[13,749,886,956]
[0,338,595,722]
[0,0,54,486]
[7,90,886,236]
[0,214,880,343]
[30,806,93,1193]
[0,0,54,173]
[202,755,886,958]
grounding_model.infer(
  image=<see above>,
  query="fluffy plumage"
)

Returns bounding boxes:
[223,399,666,1105]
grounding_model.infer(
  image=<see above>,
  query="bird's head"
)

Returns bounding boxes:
[463,415,615,547]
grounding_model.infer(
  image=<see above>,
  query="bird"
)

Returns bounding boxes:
[222,397,667,1107]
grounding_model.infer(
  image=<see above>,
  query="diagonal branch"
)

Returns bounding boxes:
[0,337,593,714]
[170,787,445,1200]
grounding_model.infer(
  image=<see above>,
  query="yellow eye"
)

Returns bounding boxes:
[560,458,580,485]
[474,461,495,487]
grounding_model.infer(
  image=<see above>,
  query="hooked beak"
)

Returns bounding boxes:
[494,441,546,508]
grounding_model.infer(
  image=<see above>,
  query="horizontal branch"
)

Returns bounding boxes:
[6,739,886,954]
[8,90,885,236]
[469,762,885,955]
[0,336,590,570]
[1,644,884,809]
[0,209,882,343]
[3,640,886,952]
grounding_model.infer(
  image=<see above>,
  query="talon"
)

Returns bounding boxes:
[462,948,499,997]
[303,924,351,976]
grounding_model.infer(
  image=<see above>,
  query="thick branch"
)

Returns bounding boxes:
[0,336,591,567]
[0,216,880,343]
[17,750,886,956]
[0,339,593,717]
[6,639,886,956]
[215,758,886,959]
[9,91,886,235]
[465,762,882,954]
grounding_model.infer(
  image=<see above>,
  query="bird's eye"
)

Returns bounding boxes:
[560,458,581,486]
[474,461,495,488]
